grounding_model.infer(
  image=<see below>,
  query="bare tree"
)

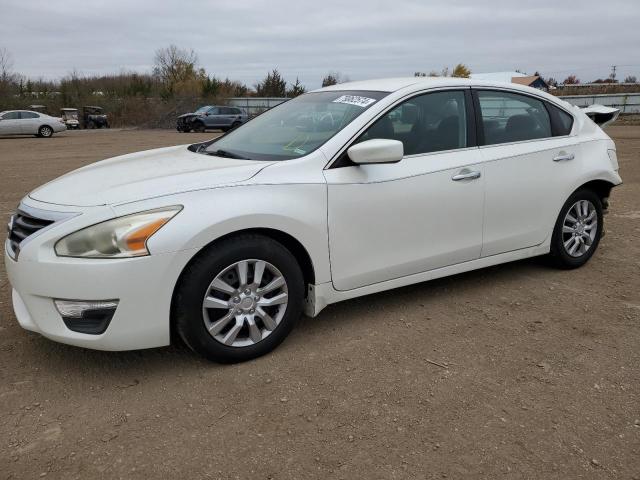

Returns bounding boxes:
[153,45,199,95]
[0,47,19,102]
[0,47,15,83]
[624,75,638,83]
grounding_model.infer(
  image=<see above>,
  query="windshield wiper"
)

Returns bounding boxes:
[207,149,248,159]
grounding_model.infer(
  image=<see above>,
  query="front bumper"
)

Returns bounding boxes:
[4,240,196,351]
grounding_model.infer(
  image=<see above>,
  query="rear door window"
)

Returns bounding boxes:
[476,90,551,145]
[20,112,39,119]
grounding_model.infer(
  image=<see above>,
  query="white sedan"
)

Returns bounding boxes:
[0,110,66,137]
[5,78,621,362]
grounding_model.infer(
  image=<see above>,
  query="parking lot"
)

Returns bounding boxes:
[1,127,639,479]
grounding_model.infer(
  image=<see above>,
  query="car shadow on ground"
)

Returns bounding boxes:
[0,135,67,140]
[16,255,551,376]
[299,255,552,334]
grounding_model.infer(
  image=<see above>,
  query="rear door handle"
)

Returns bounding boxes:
[553,153,575,162]
[452,170,481,181]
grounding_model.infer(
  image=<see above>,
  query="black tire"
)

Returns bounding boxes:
[230,121,241,130]
[174,234,305,363]
[549,189,603,269]
[193,121,206,133]
[38,125,53,138]
[88,121,95,129]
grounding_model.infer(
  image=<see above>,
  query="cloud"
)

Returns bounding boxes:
[1,0,638,87]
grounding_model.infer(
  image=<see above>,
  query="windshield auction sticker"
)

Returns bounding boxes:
[332,95,377,108]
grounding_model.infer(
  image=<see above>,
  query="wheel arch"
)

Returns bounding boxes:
[572,178,617,209]
[169,227,316,342]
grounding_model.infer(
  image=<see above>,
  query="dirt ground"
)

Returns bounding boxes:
[1,127,639,479]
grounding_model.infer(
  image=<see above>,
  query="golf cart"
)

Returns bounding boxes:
[60,108,80,129]
[82,106,109,129]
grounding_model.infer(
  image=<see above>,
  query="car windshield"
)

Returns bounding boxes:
[204,91,388,161]
[195,106,212,114]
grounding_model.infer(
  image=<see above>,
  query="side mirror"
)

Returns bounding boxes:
[347,139,404,165]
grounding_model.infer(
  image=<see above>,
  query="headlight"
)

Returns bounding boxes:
[55,206,182,258]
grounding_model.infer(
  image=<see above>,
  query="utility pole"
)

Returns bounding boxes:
[610,65,617,81]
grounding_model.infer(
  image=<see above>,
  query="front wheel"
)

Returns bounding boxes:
[550,189,603,269]
[174,235,305,363]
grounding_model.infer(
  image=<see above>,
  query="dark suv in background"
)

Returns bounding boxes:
[177,105,248,132]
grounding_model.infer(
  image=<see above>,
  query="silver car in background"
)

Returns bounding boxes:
[0,110,66,138]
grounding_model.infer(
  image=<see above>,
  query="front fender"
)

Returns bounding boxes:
[116,184,331,284]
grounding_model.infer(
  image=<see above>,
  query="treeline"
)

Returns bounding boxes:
[0,45,348,127]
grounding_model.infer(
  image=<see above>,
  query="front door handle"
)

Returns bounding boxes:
[452,170,481,181]
[553,152,575,162]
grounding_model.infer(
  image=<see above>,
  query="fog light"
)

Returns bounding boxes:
[54,299,118,335]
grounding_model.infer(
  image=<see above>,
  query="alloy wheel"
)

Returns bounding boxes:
[202,259,289,347]
[562,199,598,257]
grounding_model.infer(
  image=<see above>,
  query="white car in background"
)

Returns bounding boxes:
[4,78,621,363]
[0,110,66,137]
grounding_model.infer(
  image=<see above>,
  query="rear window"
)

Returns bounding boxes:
[547,103,574,136]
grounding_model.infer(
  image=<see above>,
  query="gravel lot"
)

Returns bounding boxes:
[1,127,639,479]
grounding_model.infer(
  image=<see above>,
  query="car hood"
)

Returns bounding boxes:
[177,113,200,119]
[29,145,273,207]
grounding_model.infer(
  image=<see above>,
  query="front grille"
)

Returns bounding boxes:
[7,210,54,257]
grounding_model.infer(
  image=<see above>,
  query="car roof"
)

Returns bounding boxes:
[312,76,571,111]
[1,110,43,114]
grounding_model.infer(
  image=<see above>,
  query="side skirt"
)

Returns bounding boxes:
[304,243,550,317]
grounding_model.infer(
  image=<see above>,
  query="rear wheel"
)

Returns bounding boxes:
[550,189,603,269]
[38,125,53,138]
[174,235,304,363]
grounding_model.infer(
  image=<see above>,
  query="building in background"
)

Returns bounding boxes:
[471,71,549,91]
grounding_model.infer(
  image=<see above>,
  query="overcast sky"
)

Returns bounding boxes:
[1,0,639,88]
